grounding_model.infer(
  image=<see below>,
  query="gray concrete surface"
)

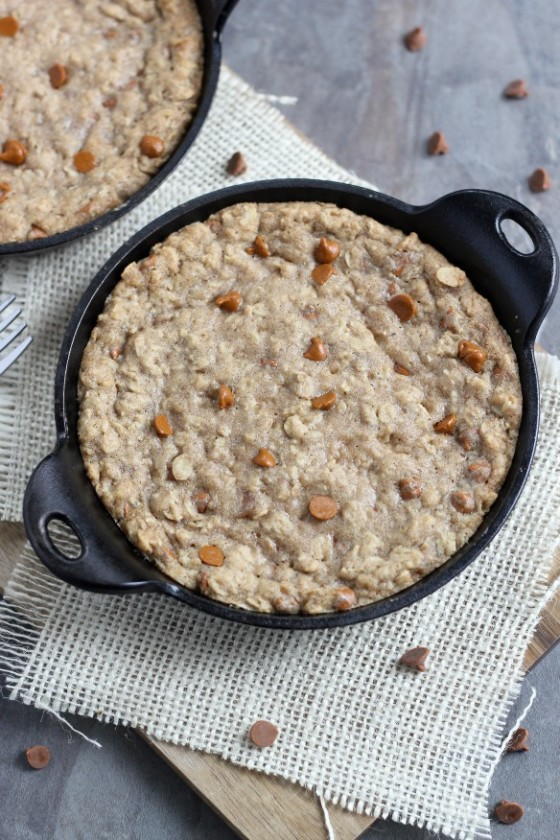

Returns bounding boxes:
[2,0,560,837]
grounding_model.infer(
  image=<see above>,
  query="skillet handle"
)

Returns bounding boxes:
[211,0,239,35]
[420,190,558,343]
[23,448,150,591]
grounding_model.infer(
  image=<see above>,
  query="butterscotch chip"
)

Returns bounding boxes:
[215,291,241,312]
[433,413,457,434]
[398,646,429,671]
[272,593,300,614]
[303,336,328,361]
[427,131,449,155]
[109,346,122,360]
[302,305,319,320]
[333,587,357,611]
[458,428,478,451]
[198,545,224,566]
[528,167,551,193]
[308,495,338,520]
[25,745,51,769]
[49,63,69,89]
[0,182,10,203]
[226,151,247,176]
[398,478,422,500]
[260,358,278,367]
[504,79,528,99]
[312,263,334,285]
[246,234,270,257]
[217,384,234,409]
[194,491,210,513]
[103,96,118,109]
[467,460,491,483]
[73,149,96,173]
[0,140,26,166]
[153,414,173,436]
[314,237,340,264]
[388,293,416,322]
[140,135,164,158]
[403,25,426,51]
[0,15,19,37]
[311,391,336,410]
[458,339,487,373]
[450,491,475,513]
[248,719,278,748]
[436,266,466,287]
[494,801,524,825]
[394,362,411,376]
[506,726,529,752]
[253,448,277,468]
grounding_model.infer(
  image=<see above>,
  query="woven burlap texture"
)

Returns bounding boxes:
[0,64,559,840]
[0,67,367,521]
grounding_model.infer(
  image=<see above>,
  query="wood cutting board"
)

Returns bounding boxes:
[1,520,559,840]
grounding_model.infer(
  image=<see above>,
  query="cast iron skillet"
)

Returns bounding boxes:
[23,180,558,629]
[0,0,239,256]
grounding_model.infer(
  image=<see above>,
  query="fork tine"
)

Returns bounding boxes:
[0,322,26,353]
[0,334,32,375]
[0,294,16,315]
[0,307,22,333]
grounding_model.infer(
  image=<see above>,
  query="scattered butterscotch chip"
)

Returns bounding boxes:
[198,545,224,566]
[433,413,457,434]
[302,305,319,320]
[140,135,164,158]
[436,266,466,287]
[398,478,422,500]
[215,291,241,312]
[272,593,300,614]
[388,293,417,322]
[314,237,340,264]
[249,719,278,748]
[311,391,336,410]
[494,801,524,825]
[49,63,69,89]
[503,79,528,99]
[427,131,449,156]
[308,495,338,520]
[0,181,10,203]
[153,413,173,436]
[217,384,234,409]
[506,726,529,752]
[0,140,26,166]
[25,745,51,769]
[260,358,278,367]
[312,263,334,285]
[103,95,118,109]
[193,490,210,513]
[246,234,270,257]
[403,25,426,52]
[398,646,429,671]
[450,491,475,513]
[333,587,357,611]
[467,460,491,483]
[253,448,277,468]
[528,167,551,193]
[226,151,247,176]
[458,339,487,373]
[303,336,328,361]
[28,224,48,240]
[0,15,18,37]
[394,362,411,376]
[73,149,96,173]
[109,346,122,360]
[457,429,478,452]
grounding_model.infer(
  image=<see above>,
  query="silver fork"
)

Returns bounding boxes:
[0,294,32,375]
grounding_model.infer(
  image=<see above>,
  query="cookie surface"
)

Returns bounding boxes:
[0,0,203,243]
[78,201,522,614]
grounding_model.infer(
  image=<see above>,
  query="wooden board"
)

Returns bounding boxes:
[1,520,559,840]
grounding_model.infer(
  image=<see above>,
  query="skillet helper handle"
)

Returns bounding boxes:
[211,0,239,35]
[422,190,558,342]
[23,449,140,591]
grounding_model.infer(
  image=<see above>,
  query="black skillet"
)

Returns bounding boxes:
[0,0,239,256]
[23,180,558,629]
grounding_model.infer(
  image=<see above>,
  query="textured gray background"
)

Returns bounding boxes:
[2,0,560,837]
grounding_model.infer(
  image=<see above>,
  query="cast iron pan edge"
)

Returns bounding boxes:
[0,0,239,256]
[23,180,558,629]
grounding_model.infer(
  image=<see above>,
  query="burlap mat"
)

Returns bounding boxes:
[1,65,559,840]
